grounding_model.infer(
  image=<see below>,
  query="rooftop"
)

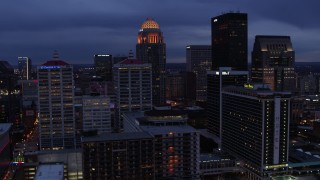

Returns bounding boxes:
[141,18,160,29]
[119,59,143,65]
[34,164,64,180]
[81,132,153,142]
[141,125,198,135]
[144,110,186,117]
[42,60,69,66]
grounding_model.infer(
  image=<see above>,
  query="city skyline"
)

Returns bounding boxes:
[0,0,320,64]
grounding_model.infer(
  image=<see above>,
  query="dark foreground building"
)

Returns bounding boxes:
[82,132,154,179]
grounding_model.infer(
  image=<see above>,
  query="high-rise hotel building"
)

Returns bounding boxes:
[221,84,291,178]
[251,35,295,92]
[136,18,166,105]
[38,59,76,150]
[207,67,248,142]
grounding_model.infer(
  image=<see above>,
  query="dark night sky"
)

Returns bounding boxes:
[1,0,320,65]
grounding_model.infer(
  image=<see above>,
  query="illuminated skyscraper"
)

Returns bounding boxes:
[18,57,32,80]
[136,18,166,105]
[38,56,76,150]
[211,12,248,71]
[251,35,295,91]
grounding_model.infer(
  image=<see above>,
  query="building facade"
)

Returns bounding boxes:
[221,84,291,179]
[123,110,200,179]
[207,67,248,142]
[186,45,212,101]
[166,72,185,101]
[211,12,248,71]
[251,35,295,92]
[0,61,17,124]
[113,59,152,130]
[82,95,111,134]
[82,132,154,180]
[18,57,32,80]
[136,18,166,105]
[94,54,113,82]
[38,60,76,150]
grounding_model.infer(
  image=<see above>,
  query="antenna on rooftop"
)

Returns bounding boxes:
[128,50,134,59]
[53,50,59,59]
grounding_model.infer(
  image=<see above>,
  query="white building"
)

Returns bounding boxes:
[38,59,76,150]
[113,59,152,130]
[82,95,111,134]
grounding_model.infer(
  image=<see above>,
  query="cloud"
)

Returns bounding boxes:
[0,0,319,64]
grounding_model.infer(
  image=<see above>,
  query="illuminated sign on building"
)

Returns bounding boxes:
[40,66,61,69]
[244,83,254,89]
[265,164,288,169]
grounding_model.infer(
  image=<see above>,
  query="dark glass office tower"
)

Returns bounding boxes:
[136,18,166,105]
[251,35,295,92]
[94,54,113,81]
[211,12,248,70]
[186,45,212,102]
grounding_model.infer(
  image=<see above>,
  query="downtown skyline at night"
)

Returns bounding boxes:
[0,0,320,64]
[2,1,320,179]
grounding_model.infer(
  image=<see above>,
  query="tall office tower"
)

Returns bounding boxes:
[251,36,295,92]
[18,57,32,80]
[136,18,166,105]
[82,95,111,134]
[38,58,76,150]
[221,84,291,179]
[82,132,154,179]
[186,45,212,101]
[113,59,152,130]
[123,110,200,179]
[207,67,248,143]
[211,12,248,70]
[94,54,113,81]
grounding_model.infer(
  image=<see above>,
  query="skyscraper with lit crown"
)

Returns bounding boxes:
[136,18,166,105]
[251,35,295,92]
